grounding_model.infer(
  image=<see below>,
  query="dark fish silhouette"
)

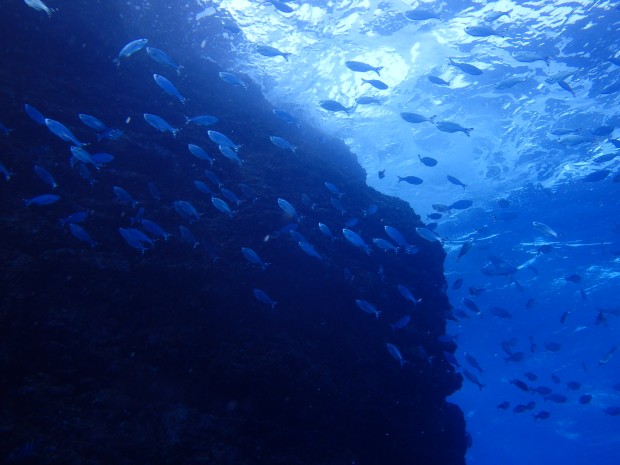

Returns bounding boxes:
[398,175,423,185]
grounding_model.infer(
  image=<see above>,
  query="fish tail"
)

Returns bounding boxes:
[544,56,551,66]
[283,53,291,62]
[397,176,403,182]
[374,66,383,76]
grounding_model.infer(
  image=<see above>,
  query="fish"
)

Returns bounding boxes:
[242,247,269,270]
[269,0,293,13]
[565,274,582,283]
[551,374,561,384]
[504,352,525,362]
[193,180,213,195]
[490,306,512,319]
[495,76,526,90]
[24,0,56,17]
[24,103,46,124]
[34,165,58,189]
[319,100,352,113]
[532,221,560,238]
[398,175,423,185]
[211,196,234,217]
[219,71,248,89]
[361,79,388,90]
[114,38,148,66]
[435,121,473,136]
[59,211,88,226]
[45,119,86,146]
[452,278,463,290]
[78,113,109,132]
[462,298,480,314]
[253,288,277,308]
[143,113,179,136]
[373,238,398,252]
[462,369,485,390]
[398,284,422,305]
[272,109,300,125]
[604,406,620,416]
[342,229,371,255]
[510,379,530,392]
[277,197,298,219]
[418,155,438,166]
[208,130,240,151]
[390,315,411,331]
[179,225,199,248]
[497,401,510,410]
[118,227,154,253]
[558,80,575,97]
[345,60,382,75]
[544,394,568,403]
[187,144,214,163]
[432,204,451,213]
[386,343,405,366]
[597,346,616,366]
[141,219,172,241]
[355,96,383,105]
[24,194,60,207]
[449,58,483,75]
[70,146,101,168]
[545,70,575,84]
[481,255,517,277]
[298,241,323,261]
[270,136,296,152]
[113,186,139,208]
[204,170,222,188]
[69,224,97,247]
[256,45,291,61]
[185,115,218,126]
[512,51,551,66]
[173,200,200,222]
[415,227,440,242]
[427,75,450,86]
[578,395,592,404]
[533,386,552,395]
[566,381,581,390]
[484,10,511,21]
[533,411,550,420]
[220,188,241,206]
[465,353,483,373]
[146,47,183,74]
[524,372,538,381]
[465,25,503,37]
[449,199,473,210]
[218,145,244,164]
[400,112,435,124]
[355,299,381,319]
[427,213,442,220]
[583,170,610,182]
[153,74,187,104]
[456,240,473,260]
[404,8,440,21]
[447,175,467,188]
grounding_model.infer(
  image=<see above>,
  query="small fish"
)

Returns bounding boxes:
[427,75,450,86]
[345,60,382,76]
[218,145,244,164]
[69,223,97,247]
[510,379,530,392]
[272,109,300,125]
[146,47,183,74]
[452,278,464,290]
[277,197,298,219]
[578,394,592,404]
[361,78,388,90]
[456,240,473,260]
[415,227,440,242]
[558,80,575,97]
[253,288,278,308]
[373,238,398,252]
[118,227,154,253]
[270,136,296,152]
[219,71,248,89]
[435,121,473,136]
[242,247,269,270]
[583,170,610,182]
[355,299,381,319]
[497,401,510,410]
[269,0,293,13]
[597,346,616,366]
[208,130,240,151]
[512,51,550,66]
[24,103,46,124]
[114,38,148,66]
[298,241,323,261]
[604,406,620,416]
[427,213,442,220]
[211,196,234,217]
[141,219,172,241]
[447,175,467,188]
[398,284,422,305]
[78,113,109,132]
[390,315,411,331]
[24,194,60,207]
[532,221,560,238]
[59,211,88,226]
[565,274,582,283]
[484,10,511,21]
[462,369,485,390]
[113,186,139,208]
[533,386,552,395]
[319,100,352,113]
[462,298,480,314]
[355,96,383,105]
[544,394,568,403]
[173,200,200,222]
[143,113,179,136]
[560,311,569,323]
[505,352,525,362]
[404,8,440,21]
[449,58,483,75]
[34,165,58,189]
[490,306,512,319]
[45,119,86,146]
[220,188,241,206]
[400,112,435,124]
[386,343,405,366]
[465,353,483,373]
[185,115,218,126]
[24,0,56,17]
[533,411,550,420]
[418,154,438,166]
[566,381,581,390]
[398,175,423,185]
[187,144,214,163]
[465,25,503,37]
[179,225,199,248]
[318,222,333,239]
[256,45,291,61]
[342,229,371,255]
[153,74,188,104]
[524,372,538,381]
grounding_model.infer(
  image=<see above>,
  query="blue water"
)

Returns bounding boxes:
[2,0,620,463]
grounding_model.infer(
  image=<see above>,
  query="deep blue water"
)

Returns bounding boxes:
[2,0,620,464]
